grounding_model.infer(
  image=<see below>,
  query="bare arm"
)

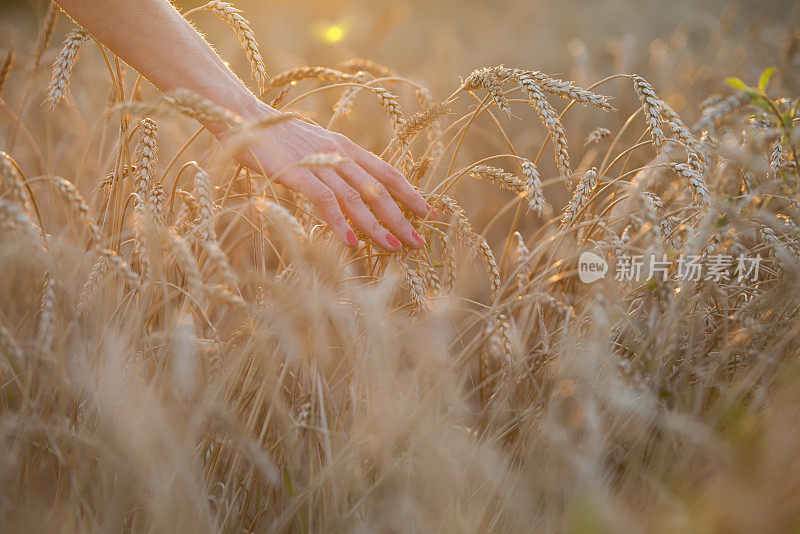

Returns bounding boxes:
[54,0,435,251]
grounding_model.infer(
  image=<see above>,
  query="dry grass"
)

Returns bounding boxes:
[1,1,800,532]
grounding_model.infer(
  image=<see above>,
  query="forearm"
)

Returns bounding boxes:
[54,0,266,121]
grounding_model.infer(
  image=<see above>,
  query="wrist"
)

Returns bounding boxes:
[198,78,278,137]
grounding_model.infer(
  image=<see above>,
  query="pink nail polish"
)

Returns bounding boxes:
[411,230,426,246]
[346,230,359,247]
[426,203,439,218]
[386,233,402,249]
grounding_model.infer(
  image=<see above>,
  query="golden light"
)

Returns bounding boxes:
[323,24,345,43]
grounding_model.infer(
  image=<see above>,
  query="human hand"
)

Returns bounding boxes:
[217,103,438,252]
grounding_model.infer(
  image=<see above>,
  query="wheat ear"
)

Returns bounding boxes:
[269,66,358,88]
[37,274,56,352]
[512,231,531,289]
[47,28,90,109]
[468,165,528,195]
[203,1,269,96]
[693,92,748,133]
[584,127,612,146]
[521,158,546,215]
[632,75,666,149]
[561,167,599,227]
[0,46,13,97]
[163,89,241,124]
[339,58,397,78]
[516,73,572,184]
[504,68,613,111]
[134,118,159,214]
[396,102,450,145]
[370,86,406,134]
[663,162,710,204]
[190,163,238,286]
[434,194,502,303]
[50,175,102,245]
[31,3,60,73]
[0,151,27,207]
[463,67,511,114]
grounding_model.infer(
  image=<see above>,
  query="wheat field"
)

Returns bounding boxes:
[1,0,800,532]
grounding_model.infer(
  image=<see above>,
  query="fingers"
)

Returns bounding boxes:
[348,145,438,219]
[338,161,426,249]
[278,169,358,248]
[315,169,401,252]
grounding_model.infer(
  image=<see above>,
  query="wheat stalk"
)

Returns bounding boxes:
[254,198,308,244]
[269,66,358,88]
[503,67,613,111]
[396,102,450,145]
[47,28,90,109]
[331,85,361,121]
[433,194,502,302]
[584,127,612,146]
[430,227,457,294]
[656,98,709,174]
[663,162,710,204]
[484,309,513,365]
[0,45,13,97]
[132,203,153,278]
[191,163,216,243]
[413,251,442,297]
[694,91,748,133]
[561,167,599,227]
[632,75,666,150]
[203,1,269,96]
[770,138,786,174]
[339,58,396,78]
[370,86,406,134]
[163,89,241,124]
[0,151,27,207]
[50,175,102,245]
[399,260,429,312]
[0,320,25,372]
[516,73,572,184]
[0,199,38,243]
[151,182,166,225]
[177,189,201,226]
[512,231,531,289]
[462,67,511,114]
[135,119,158,200]
[188,162,238,286]
[468,165,527,195]
[37,274,56,352]
[521,158,545,215]
[166,228,205,303]
[31,3,60,72]
[98,248,141,289]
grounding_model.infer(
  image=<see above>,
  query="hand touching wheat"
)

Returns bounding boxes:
[54,0,435,251]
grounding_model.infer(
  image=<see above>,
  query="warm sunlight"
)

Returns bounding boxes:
[1,0,798,531]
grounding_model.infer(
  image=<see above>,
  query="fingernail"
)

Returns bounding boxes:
[411,230,426,246]
[346,230,359,247]
[386,233,402,249]
[426,203,439,218]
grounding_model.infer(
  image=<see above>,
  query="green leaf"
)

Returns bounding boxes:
[758,67,776,91]
[725,77,750,92]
